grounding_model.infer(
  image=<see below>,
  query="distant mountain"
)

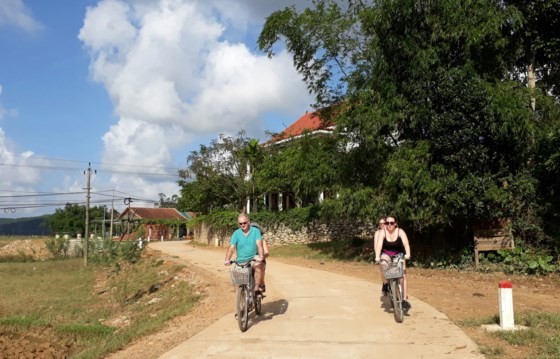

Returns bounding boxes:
[0,216,52,236]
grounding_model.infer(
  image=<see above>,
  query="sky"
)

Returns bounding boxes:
[0,0,314,218]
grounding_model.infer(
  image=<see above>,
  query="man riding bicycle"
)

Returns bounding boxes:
[224,213,265,296]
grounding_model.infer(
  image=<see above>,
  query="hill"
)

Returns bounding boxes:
[0,216,51,236]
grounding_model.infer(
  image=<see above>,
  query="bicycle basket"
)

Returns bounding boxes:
[383,262,404,279]
[230,264,251,285]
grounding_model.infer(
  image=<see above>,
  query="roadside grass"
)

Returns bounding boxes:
[460,312,560,358]
[271,238,371,262]
[0,254,201,359]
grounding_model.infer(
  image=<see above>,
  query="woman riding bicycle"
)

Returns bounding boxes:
[374,216,412,310]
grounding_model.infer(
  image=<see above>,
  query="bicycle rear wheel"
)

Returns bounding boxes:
[390,280,404,323]
[236,285,249,332]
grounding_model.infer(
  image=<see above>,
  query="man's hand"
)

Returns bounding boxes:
[375,257,380,263]
[224,260,232,266]
[405,254,411,260]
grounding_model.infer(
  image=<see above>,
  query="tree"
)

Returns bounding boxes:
[157,193,178,208]
[46,204,109,237]
[255,134,341,207]
[258,0,559,243]
[178,131,258,214]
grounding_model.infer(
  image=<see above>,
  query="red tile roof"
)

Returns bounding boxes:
[117,207,188,221]
[271,111,334,143]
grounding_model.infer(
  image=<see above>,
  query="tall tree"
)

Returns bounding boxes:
[178,131,256,214]
[259,0,556,237]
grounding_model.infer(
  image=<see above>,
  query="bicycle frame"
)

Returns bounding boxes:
[381,254,405,323]
[231,260,262,332]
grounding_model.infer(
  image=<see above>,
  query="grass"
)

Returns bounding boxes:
[461,312,560,359]
[0,255,201,359]
[271,238,372,262]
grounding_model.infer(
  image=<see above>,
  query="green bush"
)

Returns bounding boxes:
[495,245,557,275]
[45,237,70,258]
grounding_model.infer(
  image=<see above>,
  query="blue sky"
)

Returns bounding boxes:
[0,0,313,218]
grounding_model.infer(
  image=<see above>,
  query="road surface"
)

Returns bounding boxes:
[151,241,482,359]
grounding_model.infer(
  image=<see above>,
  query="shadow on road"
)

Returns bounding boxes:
[248,299,289,329]
[379,296,411,318]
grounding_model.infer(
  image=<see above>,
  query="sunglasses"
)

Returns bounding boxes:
[238,221,248,225]
[385,221,396,225]
[379,222,386,226]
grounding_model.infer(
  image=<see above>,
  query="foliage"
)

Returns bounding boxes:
[45,237,70,258]
[319,186,379,222]
[495,245,557,275]
[0,257,200,359]
[45,204,115,237]
[89,238,143,268]
[178,131,260,214]
[252,206,320,232]
[255,135,340,206]
[258,0,560,260]
[157,193,178,208]
[189,210,238,234]
[189,207,320,235]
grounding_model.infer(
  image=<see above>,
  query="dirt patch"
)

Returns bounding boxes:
[0,239,53,260]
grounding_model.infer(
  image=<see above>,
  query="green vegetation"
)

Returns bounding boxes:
[45,204,116,238]
[461,312,560,359]
[176,0,560,272]
[0,256,200,358]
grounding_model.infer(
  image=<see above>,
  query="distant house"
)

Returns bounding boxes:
[116,207,195,241]
[252,111,336,213]
[268,111,335,146]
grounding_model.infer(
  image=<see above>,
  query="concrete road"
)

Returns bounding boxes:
[152,241,482,359]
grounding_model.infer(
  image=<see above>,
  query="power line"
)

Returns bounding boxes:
[0,163,180,177]
[0,153,183,172]
[0,191,85,198]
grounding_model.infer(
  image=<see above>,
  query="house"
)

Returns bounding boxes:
[115,207,195,241]
[251,111,336,213]
[269,111,335,145]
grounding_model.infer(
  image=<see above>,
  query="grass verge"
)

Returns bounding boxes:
[460,312,560,358]
[0,254,201,358]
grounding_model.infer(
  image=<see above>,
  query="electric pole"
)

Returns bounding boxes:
[84,163,96,266]
[109,189,114,240]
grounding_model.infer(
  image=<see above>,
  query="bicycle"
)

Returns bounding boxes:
[380,253,406,323]
[229,260,263,332]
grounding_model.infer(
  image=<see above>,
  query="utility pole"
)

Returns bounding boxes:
[109,189,114,240]
[124,197,133,238]
[102,205,106,241]
[84,163,96,266]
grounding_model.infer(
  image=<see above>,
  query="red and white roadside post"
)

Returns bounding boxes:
[498,281,515,330]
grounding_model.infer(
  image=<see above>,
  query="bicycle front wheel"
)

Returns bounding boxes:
[390,280,404,323]
[236,285,249,332]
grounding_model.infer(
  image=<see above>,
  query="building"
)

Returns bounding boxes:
[115,207,195,241]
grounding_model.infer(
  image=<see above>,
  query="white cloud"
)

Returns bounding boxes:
[0,128,53,216]
[79,0,313,199]
[0,0,43,32]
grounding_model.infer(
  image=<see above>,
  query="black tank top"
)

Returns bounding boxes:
[382,229,405,253]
